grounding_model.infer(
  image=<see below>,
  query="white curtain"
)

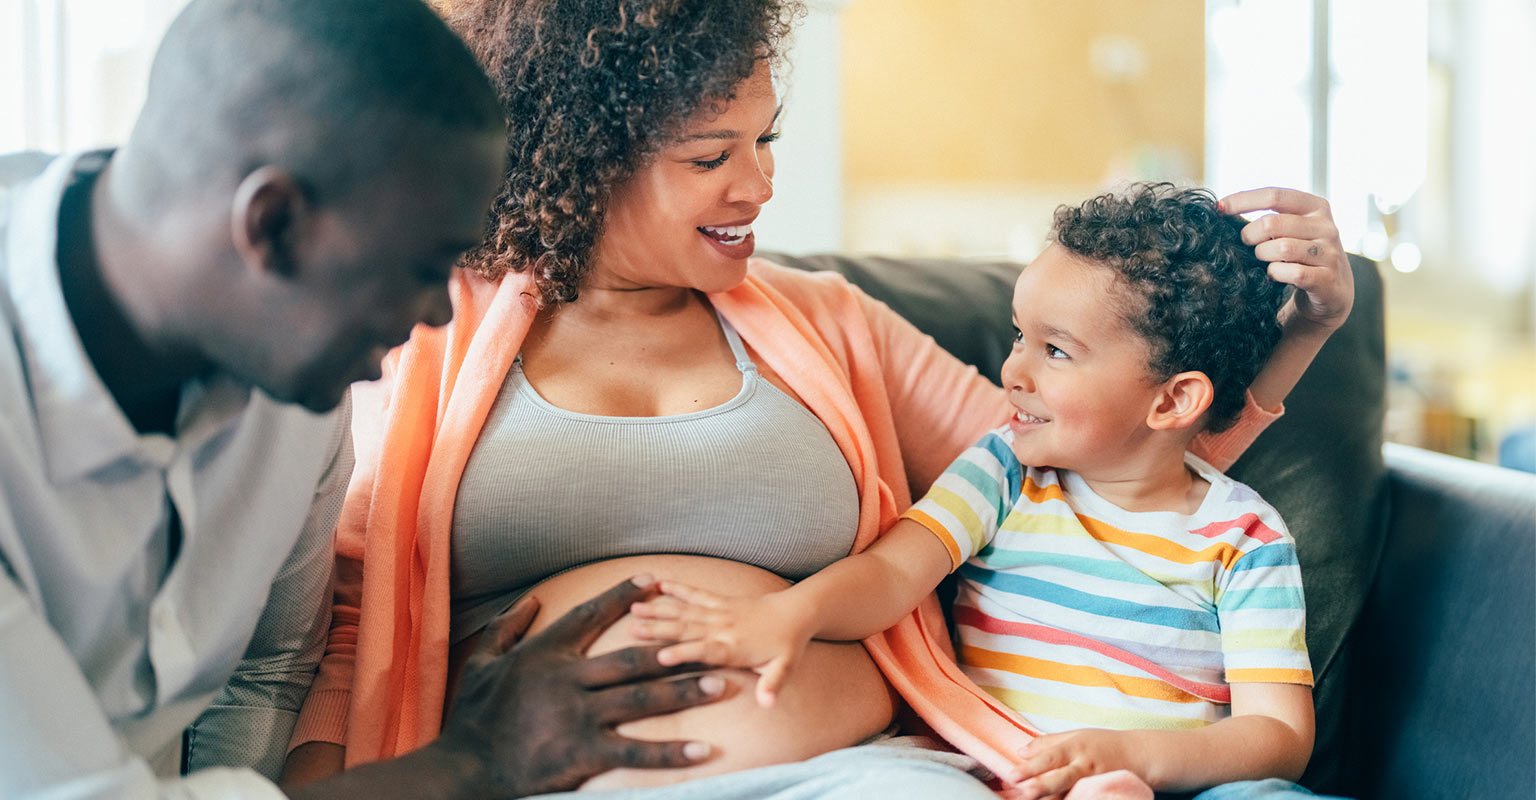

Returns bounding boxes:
[2,0,189,154]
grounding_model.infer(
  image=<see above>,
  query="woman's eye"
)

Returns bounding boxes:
[693,151,730,170]
[757,131,781,146]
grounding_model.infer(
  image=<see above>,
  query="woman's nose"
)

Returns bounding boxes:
[729,150,774,206]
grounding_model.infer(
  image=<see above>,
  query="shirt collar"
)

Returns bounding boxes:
[4,150,252,483]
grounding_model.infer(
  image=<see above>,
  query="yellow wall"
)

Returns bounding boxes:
[841,0,1206,186]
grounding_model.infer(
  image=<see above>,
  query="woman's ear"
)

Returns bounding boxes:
[1146,371,1214,431]
[230,166,307,279]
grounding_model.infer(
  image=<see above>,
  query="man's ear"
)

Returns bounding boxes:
[230,166,307,279]
[1146,371,1214,431]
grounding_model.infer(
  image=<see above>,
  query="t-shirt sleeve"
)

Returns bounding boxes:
[1217,531,1314,687]
[900,428,1020,570]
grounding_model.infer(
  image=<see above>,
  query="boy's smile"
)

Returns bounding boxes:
[1001,244,1170,482]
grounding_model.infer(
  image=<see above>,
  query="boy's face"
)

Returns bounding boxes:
[1000,244,1167,477]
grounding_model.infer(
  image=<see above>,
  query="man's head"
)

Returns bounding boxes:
[1050,183,1286,432]
[112,0,505,411]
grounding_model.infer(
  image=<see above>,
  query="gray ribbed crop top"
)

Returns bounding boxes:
[449,314,860,643]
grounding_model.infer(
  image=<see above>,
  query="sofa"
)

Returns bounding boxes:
[765,251,1536,800]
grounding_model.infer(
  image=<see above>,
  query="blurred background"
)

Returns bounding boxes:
[4,0,1532,469]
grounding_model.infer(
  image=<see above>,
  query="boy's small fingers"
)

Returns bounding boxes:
[657,641,707,666]
[757,658,792,705]
[658,581,725,608]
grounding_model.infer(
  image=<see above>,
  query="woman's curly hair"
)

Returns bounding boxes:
[1052,182,1287,432]
[437,0,802,305]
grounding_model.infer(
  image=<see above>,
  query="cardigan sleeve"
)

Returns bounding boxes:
[286,377,395,750]
[853,289,1012,497]
[1189,391,1284,472]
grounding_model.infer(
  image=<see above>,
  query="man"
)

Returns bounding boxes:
[0,0,720,796]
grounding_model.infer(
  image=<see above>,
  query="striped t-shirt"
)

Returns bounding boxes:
[904,427,1312,734]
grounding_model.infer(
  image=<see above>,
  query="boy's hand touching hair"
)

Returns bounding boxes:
[629,582,813,708]
[1221,187,1355,334]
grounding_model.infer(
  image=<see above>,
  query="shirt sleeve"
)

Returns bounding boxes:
[183,393,354,778]
[0,561,286,799]
[900,429,1020,570]
[1216,526,1314,687]
[854,288,1013,498]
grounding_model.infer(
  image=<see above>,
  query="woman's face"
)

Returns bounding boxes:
[591,60,779,295]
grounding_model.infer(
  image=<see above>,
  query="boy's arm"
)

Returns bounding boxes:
[633,520,953,705]
[1222,187,1355,411]
[1013,683,1315,798]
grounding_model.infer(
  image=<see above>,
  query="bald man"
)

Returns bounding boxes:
[0,0,720,797]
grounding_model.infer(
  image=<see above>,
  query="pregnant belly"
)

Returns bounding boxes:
[454,554,898,791]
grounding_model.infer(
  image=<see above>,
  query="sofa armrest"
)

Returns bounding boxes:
[1347,443,1535,799]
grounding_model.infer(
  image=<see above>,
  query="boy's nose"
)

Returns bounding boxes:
[1001,351,1033,392]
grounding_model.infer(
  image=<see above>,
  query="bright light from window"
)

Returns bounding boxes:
[1390,241,1423,273]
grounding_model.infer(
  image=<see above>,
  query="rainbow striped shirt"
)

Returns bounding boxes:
[904,427,1312,734]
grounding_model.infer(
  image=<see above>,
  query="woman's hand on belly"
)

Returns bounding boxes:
[458,555,898,791]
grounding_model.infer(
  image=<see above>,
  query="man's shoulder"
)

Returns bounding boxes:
[0,151,58,218]
[0,152,57,185]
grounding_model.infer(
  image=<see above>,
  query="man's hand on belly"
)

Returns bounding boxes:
[440,575,728,796]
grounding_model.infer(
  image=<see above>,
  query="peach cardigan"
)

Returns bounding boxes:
[291,259,1273,784]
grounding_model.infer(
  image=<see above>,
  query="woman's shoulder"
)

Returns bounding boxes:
[746,256,860,295]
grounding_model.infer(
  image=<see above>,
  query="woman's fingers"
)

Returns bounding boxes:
[1251,236,1341,268]
[1220,186,1330,218]
[1238,210,1339,248]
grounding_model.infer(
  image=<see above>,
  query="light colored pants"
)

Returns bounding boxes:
[532,737,996,800]
[1190,778,1350,799]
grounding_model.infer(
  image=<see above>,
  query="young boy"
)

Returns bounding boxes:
[632,183,1353,798]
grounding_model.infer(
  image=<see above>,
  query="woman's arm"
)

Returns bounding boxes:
[1190,187,1356,471]
[1224,187,1355,412]
[854,289,1012,495]
[633,520,954,706]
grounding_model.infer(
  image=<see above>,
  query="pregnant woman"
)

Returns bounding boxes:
[281,0,1351,795]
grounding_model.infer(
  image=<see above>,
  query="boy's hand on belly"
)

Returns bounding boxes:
[629,581,814,708]
[440,575,729,795]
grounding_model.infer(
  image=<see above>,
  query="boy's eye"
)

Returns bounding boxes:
[1046,344,1069,359]
[693,151,730,170]
[1010,327,1024,346]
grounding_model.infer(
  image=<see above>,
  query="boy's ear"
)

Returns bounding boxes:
[230,166,307,280]
[1146,371,1214,431]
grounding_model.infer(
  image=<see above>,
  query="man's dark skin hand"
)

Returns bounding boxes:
[286,575,725,800]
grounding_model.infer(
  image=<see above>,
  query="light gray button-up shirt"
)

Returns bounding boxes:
[0,151,352,798]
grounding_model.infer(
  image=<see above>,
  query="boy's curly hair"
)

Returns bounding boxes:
[1052,182,1287,432]
[437,0,802,306]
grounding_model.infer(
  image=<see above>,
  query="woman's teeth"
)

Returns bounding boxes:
[699,224,752,245]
